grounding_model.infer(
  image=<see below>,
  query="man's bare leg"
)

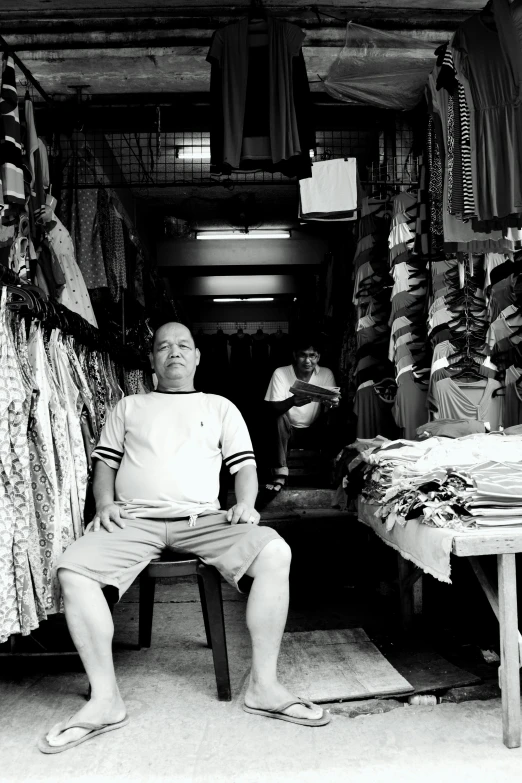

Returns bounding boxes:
[45,569,126,747]
[244,539,324,720]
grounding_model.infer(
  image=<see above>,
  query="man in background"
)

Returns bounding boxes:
[263,332,339,497]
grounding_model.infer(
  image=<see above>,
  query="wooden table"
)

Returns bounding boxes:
[359,508,522,749]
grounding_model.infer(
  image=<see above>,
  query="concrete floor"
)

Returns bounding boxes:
[1,579,521,783]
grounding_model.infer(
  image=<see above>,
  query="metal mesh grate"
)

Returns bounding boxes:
[69,112,417,189]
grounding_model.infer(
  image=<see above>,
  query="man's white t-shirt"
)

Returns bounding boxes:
[91,391,256,519]
[264,365,336,428]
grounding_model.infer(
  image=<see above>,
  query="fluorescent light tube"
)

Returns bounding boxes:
[212,297,275,303]
[196,230,290,240]
[178,148,211,160]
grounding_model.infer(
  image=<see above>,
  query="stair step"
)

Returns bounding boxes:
[227,488,335,510]
[288,449,319,460]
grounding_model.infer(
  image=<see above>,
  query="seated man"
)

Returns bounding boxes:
[40,322,329,754]
[263,332,339,495]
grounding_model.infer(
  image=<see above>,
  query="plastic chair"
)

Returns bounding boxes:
[138,552,231,701]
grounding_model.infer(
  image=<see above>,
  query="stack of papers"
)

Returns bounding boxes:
[290,379,340,403]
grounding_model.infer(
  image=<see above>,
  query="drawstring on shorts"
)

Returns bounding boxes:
[188,514,198,528]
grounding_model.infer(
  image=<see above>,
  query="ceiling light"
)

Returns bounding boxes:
[196,230,291,240]
[212,297,275,303]
[177,147,211,160]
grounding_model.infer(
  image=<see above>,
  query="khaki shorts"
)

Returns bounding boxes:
[56,512,281,597]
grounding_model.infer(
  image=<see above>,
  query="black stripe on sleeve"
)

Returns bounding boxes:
[94,446,124,457]
[224,450,255,465]
[227,455,257,470]
[92,448,123,463]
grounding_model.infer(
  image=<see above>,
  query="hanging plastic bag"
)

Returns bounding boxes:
[324,22,438,111]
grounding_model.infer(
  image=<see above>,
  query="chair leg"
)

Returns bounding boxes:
[138,574,156,649]
[197,574,212,648]
[197,564,231,701]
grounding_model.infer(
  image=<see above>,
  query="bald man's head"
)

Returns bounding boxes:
[151,322,200,392]
[153,322,195,351]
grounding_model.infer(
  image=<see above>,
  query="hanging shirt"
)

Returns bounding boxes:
[45,216,98,328]
[299,158,358,218]
[91,392,256,519]
[504,365,522,428]
[392,371,428,440]
[353,383,399,440]
[431,376,503,429]
[264,364,336,428]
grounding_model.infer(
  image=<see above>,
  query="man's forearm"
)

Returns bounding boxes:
[93,461,117,508]
[267,398,296,415]
[234,465,258,507]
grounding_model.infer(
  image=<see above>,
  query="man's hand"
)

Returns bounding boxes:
[226,504,261,526]
[323,396,341,410]
[85,503,134,533]
[292,394,314,407]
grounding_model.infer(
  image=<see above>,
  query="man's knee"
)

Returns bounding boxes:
[255,538,292,573]
[58,567,103,595]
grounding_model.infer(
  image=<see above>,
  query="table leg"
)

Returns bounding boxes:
[398,556,423,632]
[498,553,521,749]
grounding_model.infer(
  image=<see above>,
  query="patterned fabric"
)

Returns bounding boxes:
[45,216,98,327]
[73,190,107,289]
[27,324,74,613]
[11,318,48,622]
[427,117,444,255]
[446,94,455,215]
[413,162,430,258]
[0,289,43,643]
[86,349,107,430]
[48,332,88,541]
[0,55,25,207]
[98,189,127,302]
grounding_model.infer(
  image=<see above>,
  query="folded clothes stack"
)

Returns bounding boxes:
[350,432,522,532]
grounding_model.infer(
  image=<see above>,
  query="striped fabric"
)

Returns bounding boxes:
[441,45,475,220]
[450,86,464,216]
[91,445,124,471]
[0,54,25,206]
[458,81,476,218]
[223,449,256,472]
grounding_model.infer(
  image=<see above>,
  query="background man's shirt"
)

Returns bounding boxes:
[264,364,336,428]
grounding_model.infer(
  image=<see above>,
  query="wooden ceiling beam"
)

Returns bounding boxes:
[4,27,450,51]
[0,2,482,31]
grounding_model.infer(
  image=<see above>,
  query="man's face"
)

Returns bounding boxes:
[294,345,320,374]
[151,323,200,388]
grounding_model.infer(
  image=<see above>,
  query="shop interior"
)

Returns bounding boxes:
[1,0,522,770]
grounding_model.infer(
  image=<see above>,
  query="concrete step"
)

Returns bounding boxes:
[288,449,319,461]
[228,487,335,510]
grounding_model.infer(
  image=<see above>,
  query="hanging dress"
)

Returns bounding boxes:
[0,289,44,642]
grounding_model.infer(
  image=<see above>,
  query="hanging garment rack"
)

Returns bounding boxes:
[0,263,122,355]
[0,34,53,104]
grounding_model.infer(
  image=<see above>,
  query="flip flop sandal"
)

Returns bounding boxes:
[243,699,331,727]
[37,716,129,754]
[255,476,287,510]
[265,473,288,493]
